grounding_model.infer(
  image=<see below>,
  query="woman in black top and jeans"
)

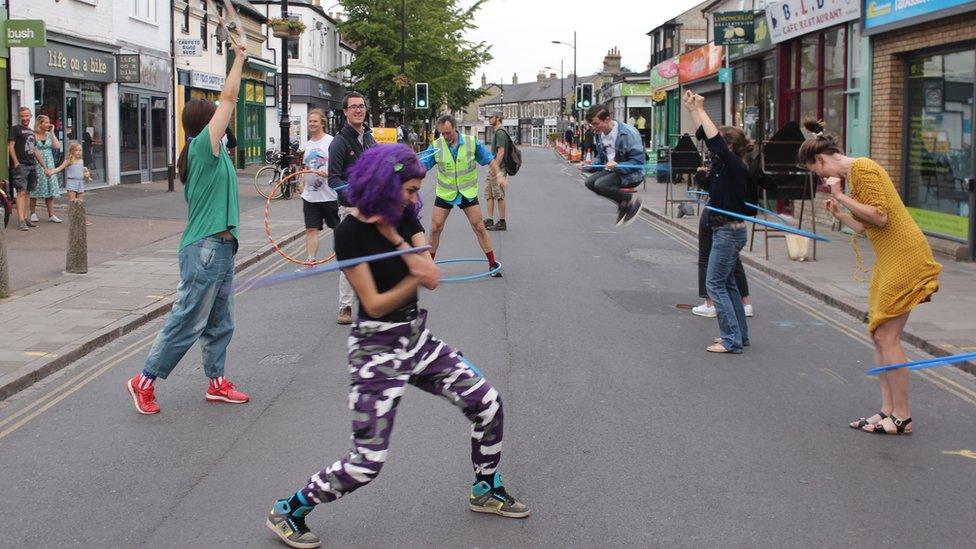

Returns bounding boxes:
[684,91,751,353]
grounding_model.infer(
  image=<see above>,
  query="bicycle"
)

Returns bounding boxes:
[253,151,305,200]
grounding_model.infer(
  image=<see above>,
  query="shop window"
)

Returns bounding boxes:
[200,0,208,51]
[905,49,974,240]
[781,26,847,145]
[120,92,140,173]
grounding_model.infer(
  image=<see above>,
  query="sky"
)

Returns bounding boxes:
[463,0,707,87]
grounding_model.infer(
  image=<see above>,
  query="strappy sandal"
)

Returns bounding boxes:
[850,411,887,430]
[864,414,912,435]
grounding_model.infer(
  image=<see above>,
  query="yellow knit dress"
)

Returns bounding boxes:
[849,158,942,333]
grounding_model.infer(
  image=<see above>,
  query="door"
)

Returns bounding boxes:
[151,97,168,180]
[138,97,151,181]
[64,91,81,146]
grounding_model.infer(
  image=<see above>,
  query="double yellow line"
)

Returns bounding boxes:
[0,233,325,441]
[637,211,976,407]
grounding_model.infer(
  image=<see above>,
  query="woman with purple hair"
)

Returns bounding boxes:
[266,144,529,549]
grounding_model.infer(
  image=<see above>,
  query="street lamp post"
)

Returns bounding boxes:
[552,31,577,140]
[279,0,291,171]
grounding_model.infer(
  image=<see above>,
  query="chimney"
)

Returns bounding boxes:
[602,47,622,76]
[537,71,546,83]
[512,73,518,85]
[481,73,487,87]
[549,72,557,80]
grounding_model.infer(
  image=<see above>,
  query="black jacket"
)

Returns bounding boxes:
[328,122,376,207]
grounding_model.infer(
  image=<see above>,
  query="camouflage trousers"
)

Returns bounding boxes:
[300,309,504,505]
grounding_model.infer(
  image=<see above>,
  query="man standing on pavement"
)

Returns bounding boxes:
[421,114,501,277]
[484,109,509,231]
[583,104,644,227]
[7,107,38,231]
[299,109,336,269]
[328,92,376,324]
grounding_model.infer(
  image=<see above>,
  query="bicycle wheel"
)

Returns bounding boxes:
[254,165,283,199]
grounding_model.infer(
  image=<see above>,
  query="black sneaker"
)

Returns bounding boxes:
[614,205,627,227]
[494,219,507,231]
[266,499,321,549]
[617,196,643,227]
[489,262,503,278]
[484,218,494,230]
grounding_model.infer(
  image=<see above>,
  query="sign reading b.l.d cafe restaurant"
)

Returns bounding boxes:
[31,40,116,186]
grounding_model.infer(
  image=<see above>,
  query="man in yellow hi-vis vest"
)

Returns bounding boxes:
[420,114,502,277]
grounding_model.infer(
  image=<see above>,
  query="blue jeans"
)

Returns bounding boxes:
[143,236,237,379]
[706,224,749,352]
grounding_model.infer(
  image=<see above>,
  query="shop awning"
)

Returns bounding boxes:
[247,57,277,74]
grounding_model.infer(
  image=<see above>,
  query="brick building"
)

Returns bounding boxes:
[866,1,976,257]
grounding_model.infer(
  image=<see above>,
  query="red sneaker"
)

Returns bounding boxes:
[126,375,160,414]
[206,378,249,404]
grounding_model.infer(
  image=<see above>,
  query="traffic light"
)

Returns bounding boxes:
[415,82,429,109]
[560,97,567,112]
[575,84,583,109]
[581,83,593,109]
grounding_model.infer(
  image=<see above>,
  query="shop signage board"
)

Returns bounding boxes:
[714,11,755,45]
[31,41,115,83]
[650,56,679,91]
[190,70,225,91]
[718,67,733,84]
[864,0,976,34]
[177,38,203,57]
[679,43,724,83]
[908,207,968,240]
[116,54,140,83]
[729,13,773,60]
[4,19,46,48]
[621,83,651,96]
[373,127,397,144]
[765,0,860,44]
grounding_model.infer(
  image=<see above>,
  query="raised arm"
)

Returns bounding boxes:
[207,42,247,156]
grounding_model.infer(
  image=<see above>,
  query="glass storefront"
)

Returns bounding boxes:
[780,25,848,147]
[120,91,169,182]
[36,78,106,185]
[905,48,974,241]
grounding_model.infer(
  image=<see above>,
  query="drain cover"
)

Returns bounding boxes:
[258,354,301,366]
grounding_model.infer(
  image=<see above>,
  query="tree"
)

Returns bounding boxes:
[338,0,492,125]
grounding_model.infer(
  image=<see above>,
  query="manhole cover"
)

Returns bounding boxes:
[625,248,693,266]
[602,290,688,315]
[258,354,301,366]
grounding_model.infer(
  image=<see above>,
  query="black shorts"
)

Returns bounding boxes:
[10,164,38,194]
[434,194,479,210]
[302,199,340,230]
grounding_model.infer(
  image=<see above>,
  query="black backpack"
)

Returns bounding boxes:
[498,129,522,176]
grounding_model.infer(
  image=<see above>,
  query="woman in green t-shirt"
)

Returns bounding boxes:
[125,41,249,415]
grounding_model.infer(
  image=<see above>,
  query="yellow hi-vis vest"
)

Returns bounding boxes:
[433,135,479,202]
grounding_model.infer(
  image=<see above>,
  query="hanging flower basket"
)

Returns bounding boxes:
[269,18,306,39]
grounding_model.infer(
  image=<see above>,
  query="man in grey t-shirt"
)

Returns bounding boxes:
[484,109,509,231]
[7,107,38,230]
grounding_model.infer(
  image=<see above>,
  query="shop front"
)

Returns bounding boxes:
[118,52,171,183]
[237,58,275,166]
[31,39,115,186]
[728,12,776,143]
[289,74,347,145]
[866,0,976,254]
[650,55,680,149]
[1,8,9,182]
[766,0,860,147]
[679,43,724,137]
[176,69,224,147]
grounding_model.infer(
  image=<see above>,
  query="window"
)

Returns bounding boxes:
[215,5,223,55]
[781,25,847,147]
[200,0,208,51]
[181,3,189,33]
[287,40,300,60]
[130,0,156,23]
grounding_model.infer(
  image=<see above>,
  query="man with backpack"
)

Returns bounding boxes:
[485,109,512,231]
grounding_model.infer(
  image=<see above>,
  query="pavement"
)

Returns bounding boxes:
[0,147,973,547]
[565,156,976,375]
[0,167,309,400]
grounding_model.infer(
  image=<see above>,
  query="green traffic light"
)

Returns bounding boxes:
[418,100,426,107]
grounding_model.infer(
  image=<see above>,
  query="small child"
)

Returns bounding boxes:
[51,142,92,225]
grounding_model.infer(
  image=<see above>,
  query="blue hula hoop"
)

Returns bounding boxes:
[586,163,656,170]
[459,355,484,377]
[866,351,976,376]
[745,201,790,223]
[436,257,502,282]
[705,205,830,242]
[236,245,432,291]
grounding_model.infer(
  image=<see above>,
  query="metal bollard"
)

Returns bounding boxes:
[65,199,88,274]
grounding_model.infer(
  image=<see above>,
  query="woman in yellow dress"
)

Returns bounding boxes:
[798,120,941,435]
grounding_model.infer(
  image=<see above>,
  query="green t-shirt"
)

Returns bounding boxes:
[179,126,240,251]
[492,128,511,155]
